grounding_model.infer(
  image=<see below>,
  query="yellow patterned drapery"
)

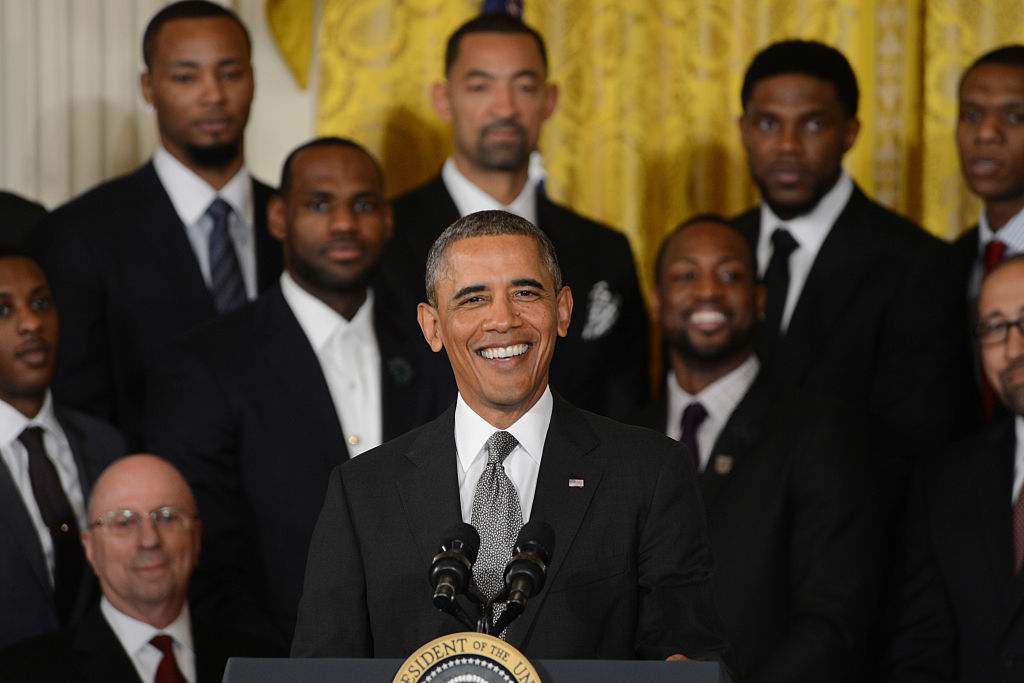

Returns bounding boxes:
[269,0,1024,289]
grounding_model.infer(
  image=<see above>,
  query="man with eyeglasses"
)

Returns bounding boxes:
[884,254,1024,681]
[0,454,265,682]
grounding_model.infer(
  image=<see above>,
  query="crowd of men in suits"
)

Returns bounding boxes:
[0,1,1023,681]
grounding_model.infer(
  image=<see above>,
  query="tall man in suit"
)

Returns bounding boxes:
[0,250,126,649]
[633,215,881,682]
[379,14,649,420]
[733,40,964,494]
[145,137,454,653]
[293,210,728,664]
[0,454,266,682]
[884,255,1024,682]
[34,0,282,441]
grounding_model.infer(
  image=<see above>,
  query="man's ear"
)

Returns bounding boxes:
[140,71,154,105]
[431,81,453,123]
[542,82,559,121]
[555,286,573,338]
[843,117,861,153]
[649,286,661,321]
[267,195,287,242]
[417,302,445,352]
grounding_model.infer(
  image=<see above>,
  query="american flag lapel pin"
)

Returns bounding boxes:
[568,477,584,488]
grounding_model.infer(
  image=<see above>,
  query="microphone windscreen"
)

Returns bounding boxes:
[514,520,555,559]
[439,522,481,562]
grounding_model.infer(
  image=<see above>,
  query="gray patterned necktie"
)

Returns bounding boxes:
[471,431,523,600]
[206,198,247,314]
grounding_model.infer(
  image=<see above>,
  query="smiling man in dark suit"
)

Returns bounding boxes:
[884,255,1024,681]
[378,14,649,420]
[144,137,453,653]
[0,250,126,649]
[293,210,728,664]
[732,40,964,495]
[633,215,881,682]
[33,1,282,442]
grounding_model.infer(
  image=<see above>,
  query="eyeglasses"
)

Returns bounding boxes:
[976,315,1024,346]
[89,506,199,536]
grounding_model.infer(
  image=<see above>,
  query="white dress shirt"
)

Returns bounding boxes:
[756,170,854,331]
[665,356,760,472]
[969,205,1024,299]
[0,392,85,582]
[101,598,196,683]
[441,155,542,225]
[455,387,553,524]
[152,146,258,299]
[1013,417,1024,504]
[280,272,382,456]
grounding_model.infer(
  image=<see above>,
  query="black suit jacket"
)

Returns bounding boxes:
[733,186,966,491]
[292,395,728,663]
[144,284,454,652]
[0,603,263,683]
[380,174,650,419]
[632,373,882,682]
[33,161,283,441]
[0,407,126,649]
[0,190,46,249]
[884,419,1024,682]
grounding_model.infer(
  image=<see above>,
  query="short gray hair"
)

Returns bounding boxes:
[424,210,563,305]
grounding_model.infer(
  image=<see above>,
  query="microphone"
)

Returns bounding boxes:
[429,523,480,611]
[501,521,555,619]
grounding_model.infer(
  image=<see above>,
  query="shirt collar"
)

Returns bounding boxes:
[666,355,760,429]
[978,204,1024,257]
[756,170,853,275]
[0,390,59,447]
[152,146,253,228]
[454,386,553,475]
[279,271,374,352]
[100,597,194,658]
[441,156,539,224]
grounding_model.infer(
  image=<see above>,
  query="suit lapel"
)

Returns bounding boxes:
[700,374,771,508]
[0,454,51,595]
[374,303,417,440]
[251,178,283,292]
[71,607,143,683]
[510,396,604,645]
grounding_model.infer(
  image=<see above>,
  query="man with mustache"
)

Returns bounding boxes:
[632,215,881,682]
[377,13,649,421]
[0,250,126,648]
[733,40,964,499]
[884,255,1024,681]
[33,0,282,443]
[144,138,453,653]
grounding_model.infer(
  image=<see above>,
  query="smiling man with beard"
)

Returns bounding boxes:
[632,215,882,683]
[33,0,283,443]
[143,138,453,653]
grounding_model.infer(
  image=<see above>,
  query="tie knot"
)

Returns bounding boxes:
[485,431,518,465]
[771,227,798,256]
[19,426,44,451]
[681,402,708,431]
[150,634,175,656]
[985,239,1008,273]
[206,197,232,223]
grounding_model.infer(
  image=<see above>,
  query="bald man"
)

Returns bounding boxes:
[0,455,266,683]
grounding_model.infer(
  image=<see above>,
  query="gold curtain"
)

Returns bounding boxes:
[269,0,1024,290]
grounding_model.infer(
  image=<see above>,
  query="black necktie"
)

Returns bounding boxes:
[207,198,247,314]
[20,426,83,625]
[760,227,798,356]
[680,402,708,472]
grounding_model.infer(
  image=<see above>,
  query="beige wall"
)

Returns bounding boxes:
[0,0,318,208]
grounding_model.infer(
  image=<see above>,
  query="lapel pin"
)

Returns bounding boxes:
[713,455,733,476]
[568,478,584,488]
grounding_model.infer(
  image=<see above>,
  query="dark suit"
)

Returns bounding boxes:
[144,284,454,652]
[632,374,882,682]
[381,174,649,419]
[0,603,263,683]
[733,186,966,492]
[33,162,283,441]
[292,395,728,662]
[883,419,1024,682]
[0,407,126,649]
[0,190,46,248]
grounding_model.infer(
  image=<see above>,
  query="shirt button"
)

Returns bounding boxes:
[348,435,361,445]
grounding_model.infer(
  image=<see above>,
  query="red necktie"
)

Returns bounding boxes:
[150,635,187,683]
[983,240,1009,420]
[1014,491,1024,574]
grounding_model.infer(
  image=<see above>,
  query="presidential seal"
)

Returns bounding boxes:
[393,633,541,683]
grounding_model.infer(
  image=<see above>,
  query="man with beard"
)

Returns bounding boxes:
[631,215,882,683]
[884,255,1024,682]
[732,40,964,498]
[144,137,453,653]
[377,14,649,420]
[32,1,282,443]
